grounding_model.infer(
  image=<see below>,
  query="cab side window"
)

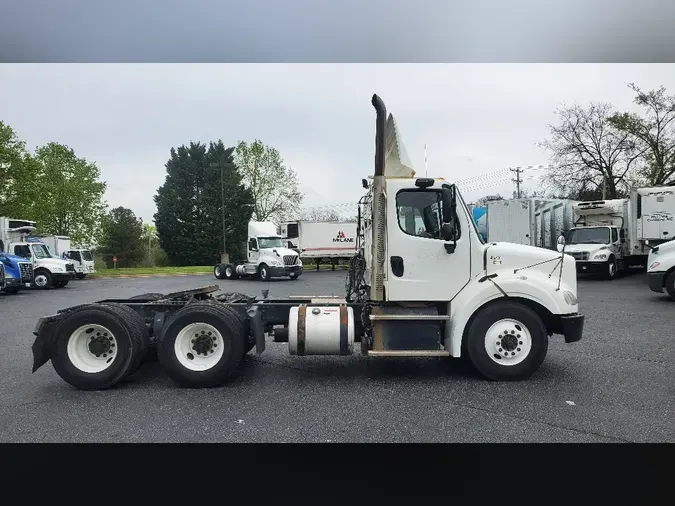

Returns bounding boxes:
[14,245,31,258]
[248,238,258,250]
[612,229,618,243]
[396,189,461,240]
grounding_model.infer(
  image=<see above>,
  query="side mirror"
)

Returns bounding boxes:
[442,223,455,242]
[441,187,455,223]
[556,234,566,252]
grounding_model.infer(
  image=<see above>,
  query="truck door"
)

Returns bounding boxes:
[248,238,260,265]
[385,183,472,302]
[13,244,32,260]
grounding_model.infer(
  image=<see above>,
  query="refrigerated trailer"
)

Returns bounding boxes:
[279,220,357,270]
[30,94,585,391]
[486,198,576,249]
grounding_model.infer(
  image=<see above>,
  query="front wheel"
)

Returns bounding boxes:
[665,271,675,301]
[465,301,548,381]
[258,264,271,282]
[33,270,53,290]
[603,257,617,280]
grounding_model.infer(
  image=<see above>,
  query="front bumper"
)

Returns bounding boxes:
[647,272,665,293]
[3,277,22,290]
[269,265,303,277]
[560,313,585,343]
[54,272,75,282]
[575,261,605,273]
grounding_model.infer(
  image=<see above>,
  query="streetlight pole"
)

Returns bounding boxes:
[210,161,228,263]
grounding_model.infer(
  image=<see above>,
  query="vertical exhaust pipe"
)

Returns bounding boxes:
[370,94,387,301]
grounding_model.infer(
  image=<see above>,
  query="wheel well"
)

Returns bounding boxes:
[664,266,675,287]
[462,296,559,344]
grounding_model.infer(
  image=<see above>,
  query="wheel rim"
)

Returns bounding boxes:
[609,261,615,276]
[225,266,232,277]
[484,318,533,366]
[215,266,221,277]
[66,324,118,373]
[35,274,48,287]
[174,322,225,371]
[261,267,267,278]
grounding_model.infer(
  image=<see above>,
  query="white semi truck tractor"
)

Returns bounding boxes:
[29,94,585,390]
[213,221,304,281]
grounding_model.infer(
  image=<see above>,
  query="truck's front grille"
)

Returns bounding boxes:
[66,263,75,272]
[283,255,298,266]
[569,252,589,261]
[19,262,33,282]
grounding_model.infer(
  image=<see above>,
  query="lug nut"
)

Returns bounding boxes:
[517,348,521,352]
[511,352,515,356]
[499,348,503,352]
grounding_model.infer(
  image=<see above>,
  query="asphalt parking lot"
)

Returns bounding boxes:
[1,270,673,442]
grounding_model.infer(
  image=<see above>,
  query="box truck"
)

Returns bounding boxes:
[279,220,357,270]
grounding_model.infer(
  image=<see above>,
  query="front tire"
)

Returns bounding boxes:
[465,301,548,381]
[33,269,52,290]
[258,264,271,282]
[54,279,69,288]
[665,271,675,300]
[603,256,617,280]
[157,302,247,387]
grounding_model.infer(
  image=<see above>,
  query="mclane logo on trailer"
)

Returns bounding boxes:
[333,231,354,243]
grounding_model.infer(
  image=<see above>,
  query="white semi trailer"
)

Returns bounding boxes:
[280,220,357,270]
[30,94,585,391]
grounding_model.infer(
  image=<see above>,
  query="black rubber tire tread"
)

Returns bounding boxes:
[99,302,151,377]
[465,300,548,381]
[50,303,146,390]
[128,292,165,301]
[258,263,271,281]
[214,264,226,280]
[665,270,675,300]
[157,302,246,387]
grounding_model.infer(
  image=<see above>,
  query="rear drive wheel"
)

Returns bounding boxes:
[157,302,247,387]
[465,301,548,381]
[33,269,52,289]
[224,264,238,280]
[665,271,675,300]
[258,264,271,282]
[214,264,226,280]
[50,304,147,390]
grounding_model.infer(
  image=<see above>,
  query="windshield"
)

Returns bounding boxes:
[567,227,610,245]
[258,237,284,249]
[31,244,52,259]
[81,250,93,261]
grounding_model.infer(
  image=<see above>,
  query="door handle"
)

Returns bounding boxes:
[390,256,404,277]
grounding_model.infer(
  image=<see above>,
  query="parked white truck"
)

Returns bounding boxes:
[0,217,76,289]
[213,221,303,281]
[646,238,675,300]
[30,94,584,391]
[40,235,96,279]
[485,198,576,250]
[279,220,357,270]
[565,187,675,279]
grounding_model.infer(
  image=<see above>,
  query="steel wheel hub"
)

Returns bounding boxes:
[484,318,533,366]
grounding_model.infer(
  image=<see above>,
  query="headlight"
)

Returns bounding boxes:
[593,253,607,260]
[649,261,660,271]
[298,258,303,266]
[563,290,578,305]
[271,260,282,266]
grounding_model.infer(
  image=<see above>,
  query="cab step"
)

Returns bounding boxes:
[367,350,450,357]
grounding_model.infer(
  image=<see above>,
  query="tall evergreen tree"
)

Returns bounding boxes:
[154,141,253,266]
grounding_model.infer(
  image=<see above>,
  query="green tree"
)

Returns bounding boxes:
[0,121,36,217]
[29,143,107,245]
[154,141,254,266]
[474,194,504,206]
[234,139,303,223]
[538,103,643,199]
[99,207,145,268]
[609,83,675,186]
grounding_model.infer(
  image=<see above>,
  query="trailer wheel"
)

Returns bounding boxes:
[214,264,227,280]
[50,304,147,390]
[665,271,675,300]
[157,302,246,387]
[258,264,271,282]
[223,264,238,280]
[603,256,617,280]
[465,301,548,381]
[33,269,53,289]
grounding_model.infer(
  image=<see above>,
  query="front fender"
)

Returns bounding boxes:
[446,273,577,357]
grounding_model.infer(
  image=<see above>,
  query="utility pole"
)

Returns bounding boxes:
[210,161,229,264]
[602,174,607,200]
[510,167,523,199]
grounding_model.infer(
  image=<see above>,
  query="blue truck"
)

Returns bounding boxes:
[0,252,34,294]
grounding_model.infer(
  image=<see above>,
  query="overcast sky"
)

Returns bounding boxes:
[1,64,674,223]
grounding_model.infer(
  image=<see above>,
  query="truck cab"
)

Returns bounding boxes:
[214,221,304,281]
[565,224,627,279]
[61,248,96,278]
[0,252,33,293]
